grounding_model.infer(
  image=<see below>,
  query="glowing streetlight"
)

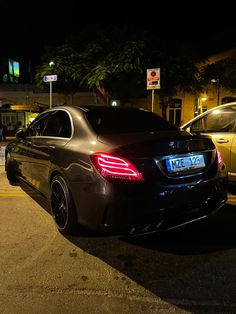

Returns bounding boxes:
[49,61,55,67]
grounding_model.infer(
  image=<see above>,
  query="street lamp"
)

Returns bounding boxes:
[42,61,57,109]
[49,62,54,108]
[49,61,55,68]
[211,78,220,106]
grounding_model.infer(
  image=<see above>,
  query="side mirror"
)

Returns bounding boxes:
[15,128,26,140]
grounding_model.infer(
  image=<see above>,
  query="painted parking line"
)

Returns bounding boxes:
[0,190,27,197]
[0,194,27,197]
[0,190,38,197]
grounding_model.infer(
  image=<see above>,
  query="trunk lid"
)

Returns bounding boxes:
[97,130,215,157]
[97,130,217,181]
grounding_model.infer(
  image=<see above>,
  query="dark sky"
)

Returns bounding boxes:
[2,1,236,66]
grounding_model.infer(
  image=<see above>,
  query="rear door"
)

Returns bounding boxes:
[187,105,236,181]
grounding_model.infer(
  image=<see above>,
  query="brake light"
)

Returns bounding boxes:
[216,148,223,165]
[90,152,144,182]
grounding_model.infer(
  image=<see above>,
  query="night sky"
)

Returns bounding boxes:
[2,1,236,66]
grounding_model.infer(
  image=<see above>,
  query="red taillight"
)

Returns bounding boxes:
[216,148,223,165]
[90,152,144,182]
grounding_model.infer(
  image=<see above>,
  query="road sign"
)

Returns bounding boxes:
[147,68,160,90]
[43,75,57,82]
[43,75,57,108]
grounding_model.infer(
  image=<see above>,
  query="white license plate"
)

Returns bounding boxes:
[166,154,205,173]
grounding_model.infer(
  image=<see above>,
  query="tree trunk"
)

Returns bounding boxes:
[96,84,110,105]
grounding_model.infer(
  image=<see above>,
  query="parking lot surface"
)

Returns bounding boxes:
[0,140,236,313]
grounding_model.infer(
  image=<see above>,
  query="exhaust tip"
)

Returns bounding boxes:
[129,220,163,237]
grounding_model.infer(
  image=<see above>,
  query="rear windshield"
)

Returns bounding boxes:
[85,108,177,134]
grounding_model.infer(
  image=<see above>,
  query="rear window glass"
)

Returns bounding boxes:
[85,108,177,134]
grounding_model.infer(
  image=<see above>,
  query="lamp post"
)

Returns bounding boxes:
[43,75,57,109]
[49,61,55,109]
[49,81,53,108]
[43,62,57,109]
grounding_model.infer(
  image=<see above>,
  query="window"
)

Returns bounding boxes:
[8,59,20,83]
[168,99,182,126]
[43,110,72,138]
[26,113,50,137]
[191,106,236,133]
[85,108,177,134]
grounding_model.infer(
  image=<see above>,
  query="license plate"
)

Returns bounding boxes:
[166,154,205,173]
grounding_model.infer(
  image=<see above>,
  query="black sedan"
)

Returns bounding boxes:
[5,105,228,236]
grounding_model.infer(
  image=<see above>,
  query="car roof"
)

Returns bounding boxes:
[42,105,150,114]
[181,101,236,128]
[75,105,149,112]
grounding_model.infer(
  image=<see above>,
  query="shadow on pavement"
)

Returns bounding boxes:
[17,181,236,312]
[66,204,236,311]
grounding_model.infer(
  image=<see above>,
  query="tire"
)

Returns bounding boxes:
[5,153,19,183]
[50,175,79,235]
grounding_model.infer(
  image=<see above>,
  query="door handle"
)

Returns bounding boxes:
[216,139,229,143]
[49,145,56,150]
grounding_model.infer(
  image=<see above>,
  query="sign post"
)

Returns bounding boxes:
[146,68,160,112]
[43,75,58,108]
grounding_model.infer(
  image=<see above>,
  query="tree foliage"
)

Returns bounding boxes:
[35,43,83,96]
[35,24,205,116]
[35,24,147,103]
[200,53,236,92]
[144,40,203,118]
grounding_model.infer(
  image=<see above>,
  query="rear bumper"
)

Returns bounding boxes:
[129,196,226,237]
[70,174,228,236]
[104,177,228,236]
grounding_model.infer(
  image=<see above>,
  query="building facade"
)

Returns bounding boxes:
[121,48,236,126]
[1,48,236,135]
[0,84,95,135]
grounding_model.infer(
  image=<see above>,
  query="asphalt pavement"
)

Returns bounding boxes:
[1,141,236,313]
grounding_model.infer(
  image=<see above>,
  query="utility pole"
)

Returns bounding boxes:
[49,81,53,109]
[43,75,57,108]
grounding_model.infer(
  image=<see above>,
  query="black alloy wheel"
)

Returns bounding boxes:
[50,175,78,235]
[5,153,19,183]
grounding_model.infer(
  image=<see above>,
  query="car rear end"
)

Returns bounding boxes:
[88,130,227,236]
[71,107,227,236]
